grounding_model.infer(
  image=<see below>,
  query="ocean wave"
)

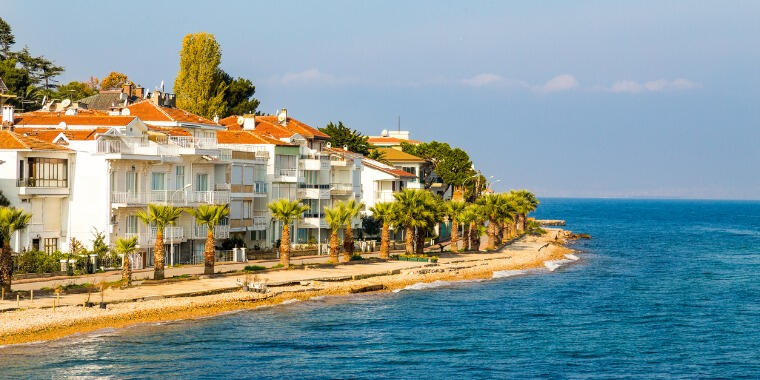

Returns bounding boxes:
[564,254,580,261]
[281,299,301,305]
[308,296,326,301]
[492,270,526,279]
[544,259,573,272]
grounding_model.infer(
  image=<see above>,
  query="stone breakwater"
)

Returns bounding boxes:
[0,229,577,346]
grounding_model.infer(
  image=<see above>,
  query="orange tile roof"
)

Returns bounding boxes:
[13,127,111,142]
[217,130,292,146]
[13,113,136,127]
[218,115,242,129]
[361,158,416,178]
[146,125,192,137]
[0,130,72,151]
[257,115,330,139]
[374,147,426,163]
[127,100,217,125]
[367,136,422,145]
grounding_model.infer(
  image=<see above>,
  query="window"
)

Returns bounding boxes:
[196,173,208,191]
[243,166,254,185]
[27,158,68,187]
[242,200,252,219]
[271,183,296,201]
[231,165,243,185]
[175,166,185,190]
[32,238,40,251]
[110,172,115,191]
[230,201,242,219]
[126,171,137,193]
[250,230,266,241]
[254,164,266,182]
[301,199,325,217]
[126,215,138,234]
[303,170,318,185]
[151,172,165,191]
[18,160,23,181]
[44,238,58,254]
[275,154,296,171]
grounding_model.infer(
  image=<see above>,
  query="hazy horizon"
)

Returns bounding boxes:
[4,1,758,199]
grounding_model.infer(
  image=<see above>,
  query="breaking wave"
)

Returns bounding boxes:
[492,270,527,279]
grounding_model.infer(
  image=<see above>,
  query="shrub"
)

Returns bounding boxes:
[14,250,66,274]
[526,220,547,236]
[350,254,365,261]
[244,265,266,272]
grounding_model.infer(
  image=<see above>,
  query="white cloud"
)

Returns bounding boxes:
[460,73,505,87]
[609,78,701,93]
[533,74,579,93]
[272,68,357,86]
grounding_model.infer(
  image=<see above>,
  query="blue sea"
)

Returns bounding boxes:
[2,199,759,379]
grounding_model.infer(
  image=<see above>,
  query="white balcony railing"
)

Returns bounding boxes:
[111,190,229,205]
[192,224,230,239]
[278,168,297,177]
[168,136,218,150]
[97,140,122,153]
[375,190,397,203]
[330,183,353,192]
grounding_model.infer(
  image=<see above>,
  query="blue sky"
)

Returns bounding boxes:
[4,1,759,199]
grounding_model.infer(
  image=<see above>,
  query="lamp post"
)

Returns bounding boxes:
[169,183,191,267]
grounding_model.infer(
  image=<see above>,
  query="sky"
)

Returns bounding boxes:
[4,1,759,199]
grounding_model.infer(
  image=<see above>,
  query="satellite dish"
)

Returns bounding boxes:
[237,116,244,125]
[121,108,131,116]
[326,142,331,148]
[277,111,286,123]
[64,108,76,115]
[381,129,388,137]
[60,99,71,109]
[58,121,67,130]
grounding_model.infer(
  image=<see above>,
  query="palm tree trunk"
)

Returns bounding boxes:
[380,222,390,259]
[122,254,132,287]
[280,224,290,268]
[204,227,215,275]
[469,222,478,252]
[329,229,339,263]
[518,214,526,232]
[154,228,165,280]
[415,228,425,254]
[487,218,496,250]
[450,219,459,252]
[0,245,12,293]
[404,226,414,254]
[462,225,470,251]
[344,224,354,262]
[502,222,510,242]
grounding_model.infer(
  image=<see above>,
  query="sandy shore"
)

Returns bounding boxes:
[0,229,578,346]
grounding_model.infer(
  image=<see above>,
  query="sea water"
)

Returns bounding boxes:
[1,199,759,378]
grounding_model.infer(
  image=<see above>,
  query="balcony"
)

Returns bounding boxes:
[227,146,270,161]
[330,156,349,166]
[375,190,398,203]
[168,136,217,150]
[17,178,69,196]
[274,168,298,182]
[191,223,229,240]
[300,155,330,171]
[252,214,269,230]
[97,139,121,153]
[297,184,330,199]
[301,216,328,229]
[330,182,353,195]
[111,190,230,206]
[125,226,185,246]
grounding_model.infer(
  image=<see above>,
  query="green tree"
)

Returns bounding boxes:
[509,190,539,232]
[401,141,474,194]
[217,70,260,116]
[174,32,227,118]
[0,17,14,59]
[188,204,230,275]
[366,149,389,164]
[55,81,97,101]
[268,199,310,268]
[100,72,128,90]
[0,207,31,293]
[392,189,437,254]
[136,204,183,280]
[324,202,349,264]
[319,122,374,155]
[369,202,394,259]
[342,199,364,261]
[116,236,138,287]
[445,201,467,252]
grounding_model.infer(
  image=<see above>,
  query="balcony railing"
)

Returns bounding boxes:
[17,178,68,188]
[191,223,230,239]
[168,136,218,150]
[97,140,122,153]
[330,183,353,192]
[375,190,398,203]
[111,190,230,205]
[277,168,298,177]
[215,148,232,161]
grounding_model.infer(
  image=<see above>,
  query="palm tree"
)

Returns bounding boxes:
[342,199,364,261]
[446,201,467,252]
[268,199,310,268]
[415,193,444,254]
[136,203,183,280]
[324,201,349,264]
[477,194,502,250]
[510,190,539,232]
[463,204,485,251]
[497,193,518,241]
[116,236,138,287]
[369,202,394,259]
[0,207,31,293]
[392,189,434,254]
[188,204,230,275]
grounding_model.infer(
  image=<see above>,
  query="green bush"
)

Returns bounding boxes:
[14,250,66,274]
[350,255,365,261]
[526,220,547,236]
[244,265,266,272]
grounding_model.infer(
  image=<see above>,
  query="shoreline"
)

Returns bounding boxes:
[0,229,578,347]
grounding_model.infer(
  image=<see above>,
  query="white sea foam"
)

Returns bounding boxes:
[492,270,526,279]
[544,259,572,272]
[393,280,454,293]
[280,299,301,305]
[308,296,326,301]
[564,253,580,261]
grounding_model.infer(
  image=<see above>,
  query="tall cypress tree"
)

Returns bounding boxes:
[173,33,227,118]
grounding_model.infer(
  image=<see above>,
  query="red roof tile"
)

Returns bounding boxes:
[0,130,72,151]
[13,113,136,127]
[127,100,217,125]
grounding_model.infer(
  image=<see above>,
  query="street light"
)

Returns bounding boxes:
[169,183,191,267]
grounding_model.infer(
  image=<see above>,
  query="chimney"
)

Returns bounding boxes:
[134,86,144,99]
[2,105,14,125]
[213,114,219,124]
[242,116,256,130]
[151,90,162,105]
[278,108,287,126]
[122,82,133,96]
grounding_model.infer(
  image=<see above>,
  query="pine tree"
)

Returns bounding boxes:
[174,32,227,118]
